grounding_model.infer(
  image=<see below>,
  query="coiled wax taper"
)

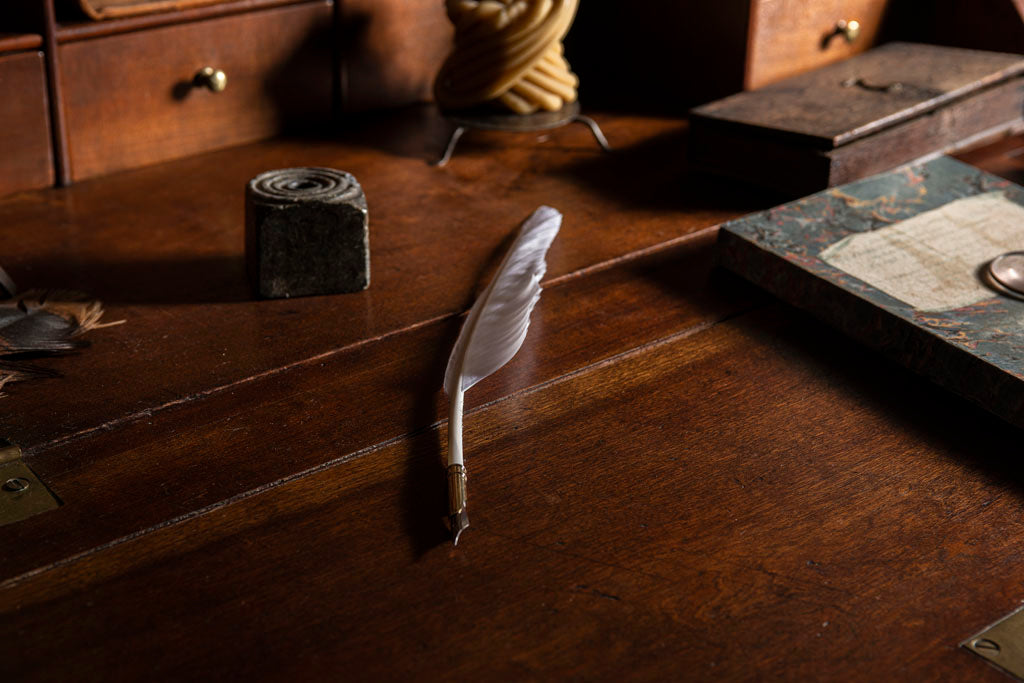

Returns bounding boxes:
[434,0,580,115]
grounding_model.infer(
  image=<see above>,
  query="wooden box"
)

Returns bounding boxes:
[689,43,1024,196]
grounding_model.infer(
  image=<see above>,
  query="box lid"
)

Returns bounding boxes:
[691,43,1024,149]
[72,0,231,20]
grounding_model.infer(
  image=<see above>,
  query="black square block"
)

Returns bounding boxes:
[245,167,369,299]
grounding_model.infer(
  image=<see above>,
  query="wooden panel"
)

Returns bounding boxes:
[0,34,43,51]
[72,0,234,21]
[746,0,890,89]
[0,50,54,196]
[60,1,332,180]
[339,0,452,111]
[2,306,1022,680]
[55,0,314,42]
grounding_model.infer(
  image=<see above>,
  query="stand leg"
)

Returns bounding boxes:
[435,126,467,167]
[573,115,612,152]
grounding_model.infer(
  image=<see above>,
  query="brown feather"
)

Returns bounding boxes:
[0,287,123,393]
[0,359,58,396]
[0,300,84,353]
[15,290,115,335]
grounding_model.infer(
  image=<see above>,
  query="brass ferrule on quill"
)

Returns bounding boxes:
[447,464,469,545]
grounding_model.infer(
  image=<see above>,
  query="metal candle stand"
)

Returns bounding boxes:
[435,102,611,167]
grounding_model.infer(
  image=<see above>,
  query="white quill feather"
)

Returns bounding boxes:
[444,205,561,472]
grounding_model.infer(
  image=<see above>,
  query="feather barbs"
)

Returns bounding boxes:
[444,205,561,396]
[0,288,124,394]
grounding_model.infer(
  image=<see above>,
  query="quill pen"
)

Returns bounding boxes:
[443,205,561,545]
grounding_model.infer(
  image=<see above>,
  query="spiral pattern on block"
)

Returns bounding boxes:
[248,167,362,205]
[435,0,580,115]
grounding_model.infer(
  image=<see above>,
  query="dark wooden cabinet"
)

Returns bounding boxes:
[0,36,55,195]
[59,1,332,180]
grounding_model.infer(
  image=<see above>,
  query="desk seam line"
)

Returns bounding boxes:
[23,224,727,457]
[1,301,758,590]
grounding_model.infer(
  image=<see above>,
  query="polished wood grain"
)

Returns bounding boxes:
[0,112,768,451]
[71,0,269,21]
[0,33,42,52]
[0,114,1022,681]
[2,305,1021,681]
[0,231,760,581]
[55,0,312,41]
[59,1,332,180]
[745,0,889,89]
[0,50,54,196]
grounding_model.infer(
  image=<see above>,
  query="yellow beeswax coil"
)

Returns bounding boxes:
[434,0,580,115]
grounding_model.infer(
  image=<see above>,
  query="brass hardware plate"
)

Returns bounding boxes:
[964,605,1024,679]
[0,440,59,526]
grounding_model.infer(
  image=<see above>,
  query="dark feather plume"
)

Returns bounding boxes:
[0,268,121,393]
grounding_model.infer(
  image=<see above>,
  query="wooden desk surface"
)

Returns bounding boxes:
[1,109,1023,681]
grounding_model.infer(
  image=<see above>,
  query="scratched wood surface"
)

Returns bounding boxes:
[0,113,1021,681]
[0,111,767,450]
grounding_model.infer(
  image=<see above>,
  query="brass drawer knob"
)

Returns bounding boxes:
[194,66,227,93]
[836,19,861,43]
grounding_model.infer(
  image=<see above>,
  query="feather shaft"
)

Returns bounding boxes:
[449,388,465,467]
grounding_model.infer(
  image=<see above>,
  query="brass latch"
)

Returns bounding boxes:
[0,439,59,525]
[964,605,1024,680]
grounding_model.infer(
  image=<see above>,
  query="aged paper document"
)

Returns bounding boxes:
[821,192,1024,311]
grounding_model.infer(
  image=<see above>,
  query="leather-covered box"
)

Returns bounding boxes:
[689,43,1024,196]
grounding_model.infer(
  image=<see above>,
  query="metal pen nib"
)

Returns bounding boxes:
[447,464,469,545]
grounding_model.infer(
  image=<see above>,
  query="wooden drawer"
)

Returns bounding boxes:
[0,50,55,195]
[746,0,889,89]
[60,1,332,181]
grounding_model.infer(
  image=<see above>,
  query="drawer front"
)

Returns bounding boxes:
[746,0,889,89]
[61,1,332,181]
[0,50,54,195]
